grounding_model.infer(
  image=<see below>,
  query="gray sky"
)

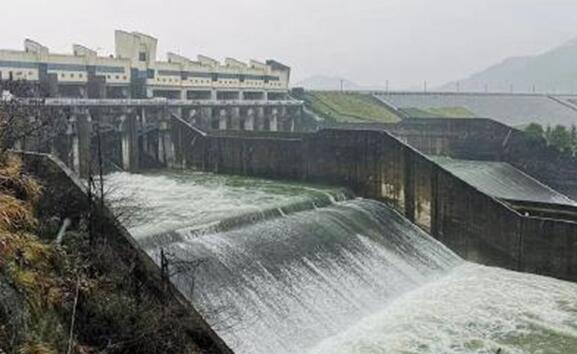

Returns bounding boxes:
[2,0,577,88]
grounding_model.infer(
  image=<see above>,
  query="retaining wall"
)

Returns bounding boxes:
[321,118,577,200]
[19,151,233,354]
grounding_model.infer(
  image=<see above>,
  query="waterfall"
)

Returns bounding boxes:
[106,170,577,354]
[154,199,460,354]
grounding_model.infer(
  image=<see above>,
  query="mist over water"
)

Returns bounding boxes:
[106,171,577,354]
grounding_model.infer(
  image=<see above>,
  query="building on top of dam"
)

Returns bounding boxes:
[0,30,291,100]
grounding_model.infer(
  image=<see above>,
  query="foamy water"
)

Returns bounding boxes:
[104,170,348,240]
[310,263,577,354]
[105,170,577,354]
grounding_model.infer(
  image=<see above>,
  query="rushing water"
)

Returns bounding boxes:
[104,170,350,248]
[105,170,577,354]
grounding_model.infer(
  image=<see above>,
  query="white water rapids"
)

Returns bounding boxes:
[105,171,577,354]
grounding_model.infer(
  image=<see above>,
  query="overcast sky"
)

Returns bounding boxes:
[2,0,577,89]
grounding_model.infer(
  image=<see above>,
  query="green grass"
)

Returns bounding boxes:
[305,92,401,123]
[401,106,476,118]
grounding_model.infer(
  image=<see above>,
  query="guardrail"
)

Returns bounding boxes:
[11,97,304,107]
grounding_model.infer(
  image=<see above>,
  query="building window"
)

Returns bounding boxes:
[139,52,147,62]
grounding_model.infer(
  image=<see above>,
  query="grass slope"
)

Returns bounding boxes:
[305,92,401,123]
[400,106,476,119]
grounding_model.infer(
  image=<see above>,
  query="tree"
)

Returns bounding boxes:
[524,123,544,140]
[549,125,572,152]
[571,124,577,153]
[545,124,553,142]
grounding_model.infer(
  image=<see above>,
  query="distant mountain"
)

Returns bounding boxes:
[293,75,362,91]
[440,37,577,93]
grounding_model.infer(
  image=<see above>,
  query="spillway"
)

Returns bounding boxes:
[104,170,350,249]
[105,170,577,354]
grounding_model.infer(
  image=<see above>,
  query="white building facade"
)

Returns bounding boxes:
[0,30,291,100]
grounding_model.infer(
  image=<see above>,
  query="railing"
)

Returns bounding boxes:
[12,97,304,107]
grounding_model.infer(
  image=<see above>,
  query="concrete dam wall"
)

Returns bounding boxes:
[319,118,577,201]
[168,116,577,282]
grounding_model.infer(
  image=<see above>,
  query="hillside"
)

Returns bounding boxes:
[440,37,577,93]
[0,154,204,354]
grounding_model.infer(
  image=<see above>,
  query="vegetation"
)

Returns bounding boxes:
[0,153,202,354]
[524,122,545,139]
[400,106,476,118]
[304,91,401,123]
[524,122,577,153]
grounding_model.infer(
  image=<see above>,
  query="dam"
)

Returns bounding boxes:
[105,170,577,354]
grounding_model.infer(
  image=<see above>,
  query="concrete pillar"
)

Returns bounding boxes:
[281,106,288,131]
[120,115,130,171]
[230,107,241,130]
[245,108,255,131]
[140,108,149,156]
[157,112,175,167]
[188,108,199,125]
[77,112,92,177]
[141,107,147,127]
[67,115,80,173]
[120,110,139,172]
[67,110,92,177]
[270,108,279,132]
[200,106,212,130]
[256,106,265,130]
[210,89,217,101]
[218,108,227,130]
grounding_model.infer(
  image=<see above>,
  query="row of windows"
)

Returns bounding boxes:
[0,70,36,79]
[56,72,85,79]
[0,70,283,87]
[55,72,128,81]
[106,74,129,80]
[0,61,282,81]
[155,69,281,82]
[153,77,284,87]
[0,61,38,69]
[0,60,125,73]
